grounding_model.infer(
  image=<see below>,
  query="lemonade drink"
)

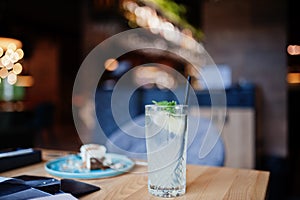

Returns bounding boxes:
[145,103,188,197]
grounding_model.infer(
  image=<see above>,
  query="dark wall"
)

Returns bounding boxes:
[0,0,83,123]
[202,0,287,157]
[0,0,289,157]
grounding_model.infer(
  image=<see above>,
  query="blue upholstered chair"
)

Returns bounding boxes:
[105,114,225,166]
[96,87,225,166]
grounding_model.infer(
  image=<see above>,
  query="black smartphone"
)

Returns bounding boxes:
[60,179,101,197]
[12,175,100,198]
[13,175,60,195]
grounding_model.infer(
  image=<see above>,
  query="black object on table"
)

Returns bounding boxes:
[0,148,42,173]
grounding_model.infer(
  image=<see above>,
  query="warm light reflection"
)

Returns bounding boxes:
[0,37,24,85]
[0,37,22,50]
[7,72,17,85]
[16,49,24,59]
[7,43,17,51]
[287,45,300,55]
[15,75,34,87]
[13,63,22,74]
[0,68,8,78]
[287,73,300,84]
[122,0,200,50]
[104,58,119,71]
[134,66,176,89]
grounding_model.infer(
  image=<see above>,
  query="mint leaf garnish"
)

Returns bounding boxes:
[152,100,177,113]
[152,100,177,106]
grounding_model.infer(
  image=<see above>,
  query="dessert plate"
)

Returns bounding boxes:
[45,153,135,179]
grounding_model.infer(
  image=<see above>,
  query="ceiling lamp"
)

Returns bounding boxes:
[0,37,24,85]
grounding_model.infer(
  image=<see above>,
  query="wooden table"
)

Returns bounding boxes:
[0,149,270,200]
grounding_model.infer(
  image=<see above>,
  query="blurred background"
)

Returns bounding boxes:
[0,0,298,199]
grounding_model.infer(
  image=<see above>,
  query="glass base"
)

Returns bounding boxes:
[148,185,186,198]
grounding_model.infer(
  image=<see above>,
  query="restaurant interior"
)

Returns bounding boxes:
[0,0,298,199]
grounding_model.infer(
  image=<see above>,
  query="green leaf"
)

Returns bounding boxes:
[152,100,177,113]
[152,100,177,106]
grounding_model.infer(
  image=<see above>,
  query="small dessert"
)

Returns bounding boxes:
[80,144,111,170]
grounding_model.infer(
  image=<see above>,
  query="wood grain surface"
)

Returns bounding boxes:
[0,149,270,200]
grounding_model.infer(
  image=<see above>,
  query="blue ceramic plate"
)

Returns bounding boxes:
[45,153,135,179]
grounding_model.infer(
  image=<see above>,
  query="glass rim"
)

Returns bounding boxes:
[145,104,188,108]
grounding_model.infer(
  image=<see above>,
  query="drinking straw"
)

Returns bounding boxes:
[184,75,191,105]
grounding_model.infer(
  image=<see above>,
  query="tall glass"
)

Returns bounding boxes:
[145,104,188,198]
